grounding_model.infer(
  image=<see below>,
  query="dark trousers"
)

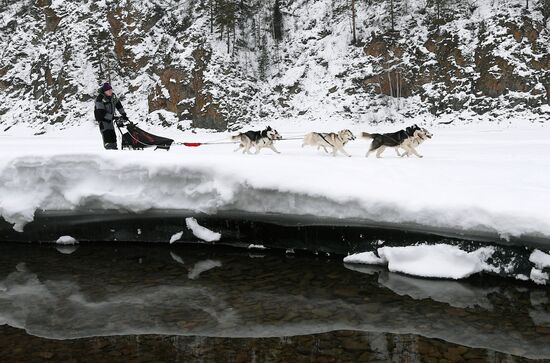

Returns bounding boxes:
[98,121,117,149]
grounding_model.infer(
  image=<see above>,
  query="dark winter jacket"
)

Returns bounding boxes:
[94,88,126,125]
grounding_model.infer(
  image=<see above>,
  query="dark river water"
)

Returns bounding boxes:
[0,242,549,362]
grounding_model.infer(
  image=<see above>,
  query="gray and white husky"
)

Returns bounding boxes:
[231,126,283,154]
[400,128,433,157]
[302,129,356,157]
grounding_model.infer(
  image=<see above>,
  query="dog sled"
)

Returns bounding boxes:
[115,117,174,151]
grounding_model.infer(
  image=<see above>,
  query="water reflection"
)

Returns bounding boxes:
[0,243,549,360]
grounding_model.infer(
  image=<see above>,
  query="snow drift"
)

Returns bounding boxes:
[0,125,550,249]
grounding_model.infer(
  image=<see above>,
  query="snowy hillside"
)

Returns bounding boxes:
[0,0,548,132]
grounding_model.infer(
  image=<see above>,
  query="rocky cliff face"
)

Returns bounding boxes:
[0,0,548,132]
[362,10,550,119]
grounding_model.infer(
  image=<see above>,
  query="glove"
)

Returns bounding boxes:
[121,113,129,121]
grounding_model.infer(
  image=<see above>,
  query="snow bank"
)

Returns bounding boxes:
[0,126,549,248]
[185,217,221,242]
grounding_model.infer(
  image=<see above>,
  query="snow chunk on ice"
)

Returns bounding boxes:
[530,250,550,269]
[185,218,221,242]
[248,244,266,250]
[344,251,386,265]
[169,231,183,244]
[56,236,78,245]
[530,268,549,285]
[187,260,222,280]
[377,245,495,279]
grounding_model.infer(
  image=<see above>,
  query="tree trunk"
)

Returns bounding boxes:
[390,0,395,31]
[351,0,357,44]
[210,0,213,34]
[227,26,230,53]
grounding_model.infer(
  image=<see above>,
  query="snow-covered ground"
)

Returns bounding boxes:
[0,121,549,250]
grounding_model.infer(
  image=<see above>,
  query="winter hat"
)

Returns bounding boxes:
[101,82,113,92]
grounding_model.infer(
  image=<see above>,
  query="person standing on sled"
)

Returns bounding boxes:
[94,82,128,150]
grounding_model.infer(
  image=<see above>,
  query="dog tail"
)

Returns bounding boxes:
[230,134,241,142]
[361,132,373,139]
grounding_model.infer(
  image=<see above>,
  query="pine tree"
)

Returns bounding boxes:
[427,0,450,27]
[273,0,283,41]
[215,0,237,53]
[258,34,269,80]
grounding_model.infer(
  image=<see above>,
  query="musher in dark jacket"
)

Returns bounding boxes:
[94,82,128,150]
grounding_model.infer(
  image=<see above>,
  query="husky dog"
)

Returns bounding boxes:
[302,129,356,157]
[231,126,283,154]
[362,124,426,158]
[400,128,433,157]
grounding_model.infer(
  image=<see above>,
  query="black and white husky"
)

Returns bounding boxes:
[362,124,431,158]
[231,126,283,154]
[302,129,356,157]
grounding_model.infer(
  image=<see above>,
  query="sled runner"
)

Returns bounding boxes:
[115,118,174,151]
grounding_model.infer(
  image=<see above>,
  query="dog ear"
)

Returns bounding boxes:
[266,126,272,130]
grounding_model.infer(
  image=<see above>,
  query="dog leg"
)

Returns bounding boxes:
[243,141,253,154]
[269,144,281,154]
[338,146,352,157]
[366,148,374,158]
[395,148,401,157]
[404,145,423,158]
[376,146,386,158]
[234,143,243,152]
